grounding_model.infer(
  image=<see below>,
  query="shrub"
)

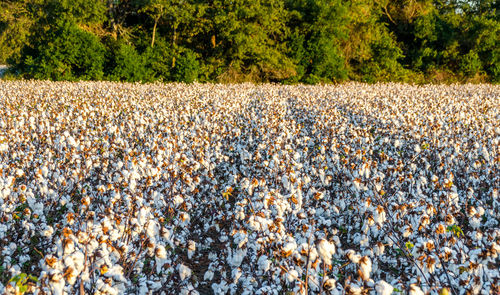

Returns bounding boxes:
[171,48,200,83]
[459,51,482,77]
[14,20,105,80]
[105,40,151,82]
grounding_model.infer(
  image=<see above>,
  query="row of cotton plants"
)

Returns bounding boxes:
[0,81,498,295]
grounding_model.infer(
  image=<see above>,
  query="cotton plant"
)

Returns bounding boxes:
[0,81,498,294]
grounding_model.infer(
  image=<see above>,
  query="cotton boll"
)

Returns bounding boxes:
[346,283,362,295]
[469,217,481,229]
[179,212,191,226]
[374,242,385,256]
[232,267,242,283]
[49,272,65,295]
[481,146,490,162]
[409,284,425,295]
[187,240,196,259]
[204,270,214,281]
[212,281,229,294]
[178,264,192,281]
[257,255,271,273]
[105,265,126,283]
[323,277,336,290]
[374,206,386,225]
[346,249,361,264]
[43,226,54,238]
[286,269,298,283]
[359,256,372,281]
[228,248,246,267]
[69,251,85,273]
[375,280,393,295]
[63,239,75,255]
[146,222,159,240]
[155,244,167,259]
[317,239,335,265]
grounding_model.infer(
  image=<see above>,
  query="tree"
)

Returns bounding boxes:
[10,0,107,80]
[342,0,406,82]
[206,0,295,82]
[14,19,106,80]
[285,0,349,83]
[0,0,34,64]
[139,0,196,48]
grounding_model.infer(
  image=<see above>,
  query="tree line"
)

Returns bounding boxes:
[0,0,498,83]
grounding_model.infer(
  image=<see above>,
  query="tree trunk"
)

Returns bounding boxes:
[151,17,159,48]
[172,23,178,47]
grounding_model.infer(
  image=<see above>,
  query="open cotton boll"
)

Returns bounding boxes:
[257,255,271,273]
[323,277,336,290]
[49,273,65,295]
[281,241,297,258]
[105,265,127,283]
[359,256,372,281]
[228,248,247,267]
[346,249,361,264]
[146,221,159,239]
[317,239,335,265]
[286,269,298,283]
[187,240,196,259]
[374,242,385,256]
[178,264,192,281]
[155,245,168,272]
[204,270,214,281]
[346,283,362,295]
[409,284,425,295]
[232,267,242,283]
[375,280,393,295]
[374,206,386,225]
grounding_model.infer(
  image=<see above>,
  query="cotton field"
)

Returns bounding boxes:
[0,81,498,295]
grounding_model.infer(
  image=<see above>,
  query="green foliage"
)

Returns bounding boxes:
[212,0,296,82]
[171,48,200,83]
[285,0,349,83]
[143,38,174,81]
[3,0,499,83]
[360,32,406,82]
[463,15,500,81]
[459,51,482,77]
[446,224,464,238]
[105,40,151,82]
[0,1,34,64]
[13,19,105,80]
[8,272,38,294]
